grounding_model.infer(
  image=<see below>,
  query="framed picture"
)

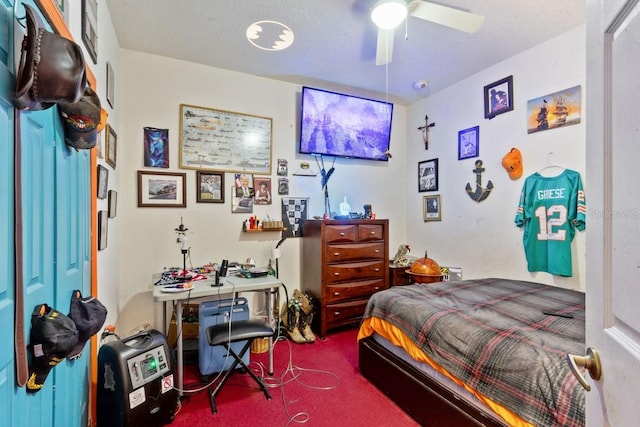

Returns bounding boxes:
[196,171,225,203]
[232,173,254,213]
[106,62,115,108]
[81,0,97,64]
[179,104,273,174]
[98,210,108,250]
[282,198,309,238]
[253,177,272,205]
[418,158,438,192]
[108,190,117,218]
[484,75,513,119]
[106,124,117,169]
[526,85,581,134]
[97,164,108,199]
[458,126,480,160]
[423,195,442,222]
[137,171,186,208]
[144,127,169,168]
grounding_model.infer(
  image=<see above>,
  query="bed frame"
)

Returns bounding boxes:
[358,336,508,427]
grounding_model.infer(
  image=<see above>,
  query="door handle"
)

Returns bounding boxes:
[566,347,601,391]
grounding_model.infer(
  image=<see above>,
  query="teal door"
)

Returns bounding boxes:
[1,2,92,426]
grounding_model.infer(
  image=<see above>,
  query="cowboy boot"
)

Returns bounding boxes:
[300,312,315,343]
[287,311,306,344]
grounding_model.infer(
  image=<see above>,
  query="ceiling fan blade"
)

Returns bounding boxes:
[409,1,485,33]
[376,28,395,65]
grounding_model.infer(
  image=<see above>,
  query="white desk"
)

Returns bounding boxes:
[152,274,281,395]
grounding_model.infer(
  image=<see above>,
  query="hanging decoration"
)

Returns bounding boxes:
[417,115,436,150]
[316,156,335,218]
[465,160,493,202]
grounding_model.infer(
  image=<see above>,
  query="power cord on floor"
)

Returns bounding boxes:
[250,334,340,426]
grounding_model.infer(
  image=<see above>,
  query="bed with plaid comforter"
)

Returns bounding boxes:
[360,278,585,427]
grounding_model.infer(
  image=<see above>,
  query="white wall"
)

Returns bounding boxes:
[56,0,121,332]
[406,25,587,290]
[110,25,586,334]
[115,51,408,332]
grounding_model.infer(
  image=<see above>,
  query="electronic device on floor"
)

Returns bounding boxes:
[97,329,178,427]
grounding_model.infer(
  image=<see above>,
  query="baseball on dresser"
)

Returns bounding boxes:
[406,257,444,283]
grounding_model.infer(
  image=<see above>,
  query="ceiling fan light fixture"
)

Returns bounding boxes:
[371,0,408,30]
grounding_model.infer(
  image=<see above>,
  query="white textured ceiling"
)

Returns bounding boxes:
[105,0,585,105]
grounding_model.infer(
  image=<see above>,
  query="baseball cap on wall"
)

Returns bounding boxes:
[66,290,108,360]
[27,304,79,393]
[14,4,87,111]
[58,86,102,150]
[502,147,523,180]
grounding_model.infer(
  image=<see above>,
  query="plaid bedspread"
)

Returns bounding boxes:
[362,278,585,427]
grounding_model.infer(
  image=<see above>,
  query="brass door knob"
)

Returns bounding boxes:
[566,347,601,391]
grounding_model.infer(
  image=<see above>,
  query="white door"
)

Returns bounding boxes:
[585,0,640,425]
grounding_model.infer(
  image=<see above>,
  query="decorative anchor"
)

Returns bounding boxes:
[417,115,436,150]
[465,160,493,202]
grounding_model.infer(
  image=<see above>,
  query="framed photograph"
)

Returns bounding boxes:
[458,126,480,160]
[179,104,273,174]
[423,195,442,222]
[98,210,108,250]
[484,75,514,119]
[137,171,186,208]
[196,171,225,203]
[81,0,97,64]
[106,62,115,108]
[106,124,117,169]
[97,164,108,199]
[418,158,438,192]
[108,190,117,218]
[527,85,581,134]
[253,177,272,205]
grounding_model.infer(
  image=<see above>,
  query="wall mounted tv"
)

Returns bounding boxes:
[299,86,394,161]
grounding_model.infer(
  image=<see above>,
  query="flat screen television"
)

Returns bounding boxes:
[299,86,393,161]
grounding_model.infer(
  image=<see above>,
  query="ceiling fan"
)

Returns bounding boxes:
[372,0,485,65]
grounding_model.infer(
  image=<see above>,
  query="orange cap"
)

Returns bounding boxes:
[96,108,109,133]
[502,147,523,179]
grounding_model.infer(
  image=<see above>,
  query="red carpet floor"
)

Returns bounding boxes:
[170,327,419,427]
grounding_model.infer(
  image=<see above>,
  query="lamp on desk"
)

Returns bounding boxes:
[175,218,192,280]
[271,237,287,279]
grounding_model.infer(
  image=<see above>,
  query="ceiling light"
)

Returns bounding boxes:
[371,0,408,30]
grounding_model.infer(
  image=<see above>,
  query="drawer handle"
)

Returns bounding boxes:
[370,231,376,235]
[374,249,380,253]
[334,311,341,316]
[333,292,340,296]
[374,286,380,290]
[339,232,345,236]
[334,272,340,276]
[374,268,380,272]
[333,252,340,256]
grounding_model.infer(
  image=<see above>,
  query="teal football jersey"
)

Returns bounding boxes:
[514,169,586,276]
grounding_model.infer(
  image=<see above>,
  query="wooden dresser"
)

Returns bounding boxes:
[302,219,389,337]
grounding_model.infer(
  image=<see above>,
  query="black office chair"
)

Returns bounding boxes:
[205,319,274,413]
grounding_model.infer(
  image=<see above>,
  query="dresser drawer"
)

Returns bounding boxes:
[325,260,386,282]
[325,278,386,303]
[324,299,370,327]
[325,242,385,262]
[325,225,357,243]
[358,224,384,242]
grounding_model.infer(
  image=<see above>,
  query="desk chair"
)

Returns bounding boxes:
[205,319,274,413]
